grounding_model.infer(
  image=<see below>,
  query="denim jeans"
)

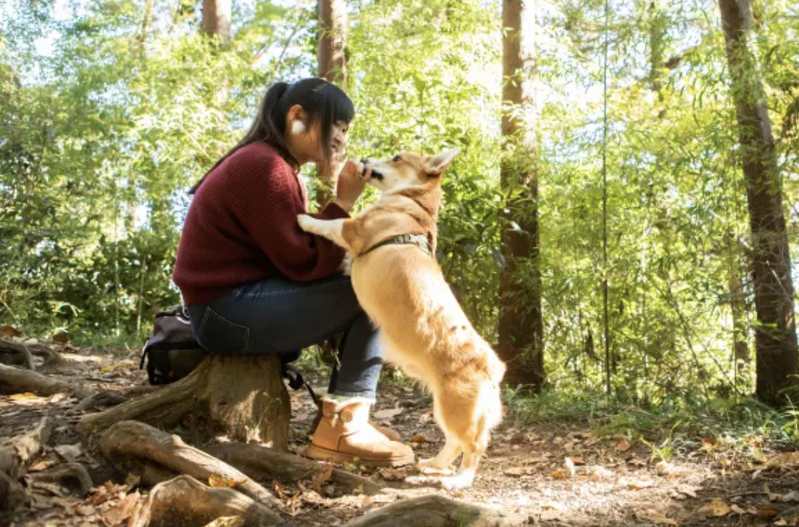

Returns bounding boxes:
[185,274,383,400]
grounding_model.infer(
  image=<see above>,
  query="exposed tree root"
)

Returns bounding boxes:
[80,354,290,447]
[128,475,283,527]
[0,363,93,398]
[0,338,67,371]
[99,421,282,509]
[0,416,53,511]
[26,462,93,496]
[341,495,527,527]
[204,441,383,495]
[69,385,159,414]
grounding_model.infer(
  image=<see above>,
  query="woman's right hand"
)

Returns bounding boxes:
[334,160,371,212]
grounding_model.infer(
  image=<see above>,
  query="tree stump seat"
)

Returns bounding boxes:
[80,353,291,449]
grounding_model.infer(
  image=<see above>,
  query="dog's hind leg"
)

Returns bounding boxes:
[297,216,350,250]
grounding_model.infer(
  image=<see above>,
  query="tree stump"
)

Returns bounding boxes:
[80,354,290,449]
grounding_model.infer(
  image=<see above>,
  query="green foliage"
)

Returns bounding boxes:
[0,0,797,407]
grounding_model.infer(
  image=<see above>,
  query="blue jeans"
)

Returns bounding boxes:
[185,274,383,400]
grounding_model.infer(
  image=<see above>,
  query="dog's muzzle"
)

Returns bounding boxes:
[360,158,384,181]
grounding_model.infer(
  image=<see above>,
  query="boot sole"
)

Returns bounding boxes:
[306,444,415,467]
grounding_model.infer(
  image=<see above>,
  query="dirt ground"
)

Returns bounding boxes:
[2,344,799,527]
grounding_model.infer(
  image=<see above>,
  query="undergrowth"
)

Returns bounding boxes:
[505,387,799,451]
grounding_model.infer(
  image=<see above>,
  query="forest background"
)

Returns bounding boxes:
[1,0,798,411]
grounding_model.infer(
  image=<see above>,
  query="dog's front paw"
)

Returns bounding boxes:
[297,214,315,232]
[417,458,454,475]
[440,471,475,491]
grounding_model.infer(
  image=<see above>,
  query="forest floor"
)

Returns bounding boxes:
[2,342,799,527]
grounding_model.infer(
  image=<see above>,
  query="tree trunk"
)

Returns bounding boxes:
[498,0,544,391]
[718,0,798,405]
[201,0,231,42]
[316,0,348,208]
[80,354,291,449]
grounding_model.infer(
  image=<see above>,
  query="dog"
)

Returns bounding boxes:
[297,149,506,489]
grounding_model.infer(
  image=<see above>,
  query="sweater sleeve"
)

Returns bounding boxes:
[229,152,349,281]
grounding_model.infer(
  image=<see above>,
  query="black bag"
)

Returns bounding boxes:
[139,305,208,385]
[138,306,320,409]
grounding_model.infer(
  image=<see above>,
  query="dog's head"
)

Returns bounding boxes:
[361,149,460,193]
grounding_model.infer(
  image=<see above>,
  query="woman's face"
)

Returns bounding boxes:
[286,106,350,166]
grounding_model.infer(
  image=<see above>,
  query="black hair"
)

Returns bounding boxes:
[189,78,354,194]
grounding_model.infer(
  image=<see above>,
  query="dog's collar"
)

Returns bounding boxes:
[360,233,433,258]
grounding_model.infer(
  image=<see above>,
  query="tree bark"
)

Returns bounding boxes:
[341,495,526,527]
[201,0,231,42]
[0,363,93,399]
[127,475,282,527]
[80,354,290,449]
[498,0,545,391]
[315,0,348,211]
[718,0,798,405]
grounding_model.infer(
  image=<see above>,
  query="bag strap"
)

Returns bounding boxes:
[282,364,322,409]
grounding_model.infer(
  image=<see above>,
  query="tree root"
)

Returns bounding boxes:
[0,416,53,511]
[26,462,93,496]
[99,421,282,509]
[0,363,93,398]
[204,441,383,495]
[128,475,283,527]
[341,495,527,527]
[69,385,159,414]
[80,354,290,447]
[0,338,67,371]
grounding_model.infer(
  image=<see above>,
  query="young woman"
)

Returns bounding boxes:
[173,78,413,467]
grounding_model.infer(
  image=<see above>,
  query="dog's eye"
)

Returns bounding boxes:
[392,155,401,163]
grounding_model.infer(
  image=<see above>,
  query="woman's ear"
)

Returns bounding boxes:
[288,104,308,136]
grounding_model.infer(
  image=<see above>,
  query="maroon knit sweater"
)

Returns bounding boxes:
[173,142,348,305]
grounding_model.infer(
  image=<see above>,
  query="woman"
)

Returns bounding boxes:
[173,78,413,467]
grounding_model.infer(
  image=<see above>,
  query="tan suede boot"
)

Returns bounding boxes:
[370,421,401,442]
[307,400,414,467]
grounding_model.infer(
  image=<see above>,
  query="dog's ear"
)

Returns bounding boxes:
[424,148,461,177]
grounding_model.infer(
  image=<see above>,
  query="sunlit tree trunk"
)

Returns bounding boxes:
[316,0,348,208]
[498,0,544,391]
[201,0,231,42]
[718,0,797,405]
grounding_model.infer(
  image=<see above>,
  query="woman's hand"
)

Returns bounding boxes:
[333,159,371,212]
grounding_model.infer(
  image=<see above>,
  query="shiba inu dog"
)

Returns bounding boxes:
[297,149,505,489]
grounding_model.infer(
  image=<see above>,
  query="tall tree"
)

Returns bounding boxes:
[201,0,231,42]
[498,0,544,391]
[718,0,798,404]
[316,0,348,206]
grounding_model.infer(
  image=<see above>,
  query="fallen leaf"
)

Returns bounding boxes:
[627,457,647,467]
[209,474,245,489]
[697,500,730,518]
[615,437,631,452]
[780,490,799,503]
[76,504,97,516]
[549,469,568,479]
[567,456,585,466]
[310,464,334,494]
[757,505,779,518]
[767,452,799,468]
[10,392,41,401]
[676,486,699,499]
[626,478,656,490]
[54,444,83,461]
[1,325,22,337]
[641,510,678,525]
[88,481,128,506]
[410,434,432,443]
[586,466,613,480]
[373,404,402,421]
[730,504,746,514]
[540,509,560,521]
[504,467,534,477]
[291,412,309,423]
[101,491,139,526]
[377,468,407,481]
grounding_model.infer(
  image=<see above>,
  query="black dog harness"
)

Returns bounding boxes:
[361,233,433,258]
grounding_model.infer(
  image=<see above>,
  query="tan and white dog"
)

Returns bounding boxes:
[297,149,505,489]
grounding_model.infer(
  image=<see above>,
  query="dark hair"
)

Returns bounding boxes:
[189,78,354,194]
